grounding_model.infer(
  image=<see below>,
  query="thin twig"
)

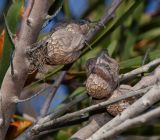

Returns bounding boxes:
[20,83,50,99]
[85,0,123,42]
[40,71,66,117]
[12,85,50,103]
[142,47,151,66]
[39,92,88,123]
[18,58,160,103]
[119,58,160,82]
[23,92,88,138]
[29,86,151,135]
[31,114,89,139]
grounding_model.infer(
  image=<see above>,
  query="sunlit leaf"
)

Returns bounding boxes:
[6,120,32,140]
[70,86,86,98]
[120,49,160,71]
[139,28,160,39]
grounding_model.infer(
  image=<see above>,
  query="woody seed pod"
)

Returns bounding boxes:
[46,22,89,65]
[26,21,89,74]
[85,50,119,99]
[26,41,48,74]
[106,85,136,116]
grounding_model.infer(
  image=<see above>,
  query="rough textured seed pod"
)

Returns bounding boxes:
[26,42,48,74]
[45,22,89,65]
[106,85,136,116]
[26,21,89,73]
[85,50,119,99]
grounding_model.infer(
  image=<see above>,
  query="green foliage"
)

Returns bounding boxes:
[70,86,86,98]
[0,0,23,86]
[56,126,79,140]
[70,0,160,75]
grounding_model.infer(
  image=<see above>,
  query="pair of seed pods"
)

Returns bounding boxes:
[26,21,134,116]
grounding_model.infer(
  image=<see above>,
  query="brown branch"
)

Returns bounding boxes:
[14,0,160,138]
[0,0,53,139]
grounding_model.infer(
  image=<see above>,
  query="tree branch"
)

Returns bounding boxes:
[29,85,151,136]
[43,92,89,120]
[30,114,89,139]
[27,63,160,138]
[70,55,160,140]
[0,0,53,139]
[119,58,160,82]
[71,99,112,140]
[97,106,160,139]
[87,84,160,140]
[71,65,160,139]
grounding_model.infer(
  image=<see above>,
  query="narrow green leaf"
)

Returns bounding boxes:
[139,28,160,40]
[0,0,23,86]
[120,49,160,70]
[107,40,117,56]
[121,30,137,60]
[70,87,86,98]
[90,0,142,47]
